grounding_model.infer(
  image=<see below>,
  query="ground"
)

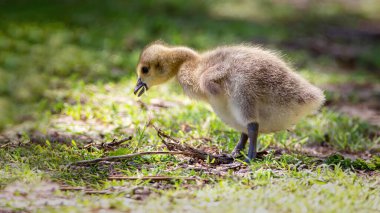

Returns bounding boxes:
[0,0,380,212]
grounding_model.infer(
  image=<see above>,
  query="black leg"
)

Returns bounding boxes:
[246,122,259,162]
[231,133,248,157]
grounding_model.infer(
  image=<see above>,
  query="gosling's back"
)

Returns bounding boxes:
[181,45,325,133]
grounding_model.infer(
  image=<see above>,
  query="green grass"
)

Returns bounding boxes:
[1,0,380,212]
[1,77,379,212]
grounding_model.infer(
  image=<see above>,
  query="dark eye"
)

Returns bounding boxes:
[141,66,149,74]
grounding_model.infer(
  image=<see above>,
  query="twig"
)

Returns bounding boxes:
[151,125,234,164]
[84,190,111,195]
[0,142,12,148]
[59,186,111,194]
[108,175,208,182]
[179,162,245,177]
[59,186,157,199]
[69,151,190,166]
[59,186,85,191]
[0,135,13,148]
[104,136,132,148]
[84,136,133,150]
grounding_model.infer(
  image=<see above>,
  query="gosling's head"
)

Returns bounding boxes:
[134,42,178,97]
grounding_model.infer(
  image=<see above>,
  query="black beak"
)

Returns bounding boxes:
[134,78,148,97]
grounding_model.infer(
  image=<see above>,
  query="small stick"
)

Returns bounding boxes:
[151,125,234,164]
[104,136,132,147]
[0,143,11,148]
[83,136,132,150]
[59,186,85,191]
[59,186,112,194]
[108,175,207,182]
[69,151,190,166]
[84,190,111,195]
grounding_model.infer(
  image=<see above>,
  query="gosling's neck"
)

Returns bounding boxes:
[169,47,206,100]
[168,47,199,70]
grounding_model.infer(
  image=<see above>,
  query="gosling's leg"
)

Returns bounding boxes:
[246,122,259,162]
[231,133,248,157]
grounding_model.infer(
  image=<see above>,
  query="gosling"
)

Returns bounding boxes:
[134,42,325,161]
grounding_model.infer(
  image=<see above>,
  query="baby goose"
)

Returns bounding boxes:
[134,42,325,161]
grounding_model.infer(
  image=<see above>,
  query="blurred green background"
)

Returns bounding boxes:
[1,0,380,131]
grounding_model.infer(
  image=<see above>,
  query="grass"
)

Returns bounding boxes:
[1,0,380,212]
